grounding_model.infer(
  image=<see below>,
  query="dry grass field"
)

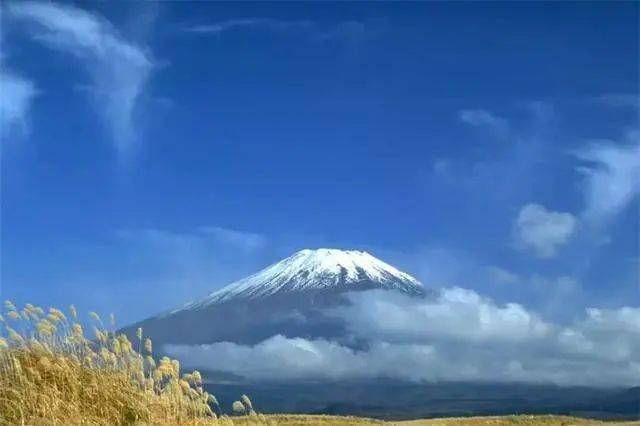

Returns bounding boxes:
[0,301,638,426]
[227,414,382,425]
[390,415,640,426]
[0,301,225,425]
[260,415,640,425]
[161,414,640,425]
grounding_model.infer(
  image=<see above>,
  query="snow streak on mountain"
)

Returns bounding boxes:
[174,248,425,312]
[124,248,427,347]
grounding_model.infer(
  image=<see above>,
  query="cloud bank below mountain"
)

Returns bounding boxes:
[167,288,639,387]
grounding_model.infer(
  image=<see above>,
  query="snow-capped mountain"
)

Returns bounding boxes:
[123,249,427,347]
[176,248,424,311]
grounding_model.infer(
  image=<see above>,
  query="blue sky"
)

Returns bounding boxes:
[1,1,638,326]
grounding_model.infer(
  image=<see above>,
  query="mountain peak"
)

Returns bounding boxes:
[175,248,425,312]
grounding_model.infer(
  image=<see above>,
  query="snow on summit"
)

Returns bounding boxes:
[178,248,425,310]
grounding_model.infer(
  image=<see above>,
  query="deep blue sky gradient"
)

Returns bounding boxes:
[2,1,638,325]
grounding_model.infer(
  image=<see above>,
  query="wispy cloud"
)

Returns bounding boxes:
[575,130,640,225]
[119,226,267,250]
[486,266,522,285]
[108,226,269,321]
[431,104,553,199]
[313,20,384,45]
[0,11,37,140]
[184,18,314,35]
[183,17,384,45]
[167,288,640,387]
[514,203,578,258]
[592,93,639,109]
[459,109,510,138]
[8,1,155,162]
[0,69,37,139]
[199,226,267,252]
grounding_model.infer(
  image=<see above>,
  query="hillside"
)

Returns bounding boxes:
[122,248,428,347]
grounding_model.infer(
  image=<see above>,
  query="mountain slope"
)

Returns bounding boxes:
[124,249,427,347]
[173,248,424,312]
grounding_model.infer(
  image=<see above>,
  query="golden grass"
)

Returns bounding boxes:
[0,301,248,425]
[245,414,382,425]
[183,415,639,425]
[390,415,640,425]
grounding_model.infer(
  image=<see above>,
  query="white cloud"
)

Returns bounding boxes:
[313,20,383,45]
[593,93,639,109]
[167,289,640,387]
[117,226,269,268]
[112,226,269,319]
[486,266,522,285]
[575,131,640,225]
[459,109,509,137]
[199,226,267,252]
[184,18,384,45]
[337,288,551,344]
[0,9,37,140]
[169,336,440,383]
[184,18,314,35]
[558,307,640,363]
[0,69,37,139]
[8,1,154,161]
[515,204,578,258]
[119,226,267,249]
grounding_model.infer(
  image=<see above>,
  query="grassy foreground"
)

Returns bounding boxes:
[239,415,639,425]
[1,301,638,425]
[0,301,241,424]
[168,415,640,425]
[390,415,640,425]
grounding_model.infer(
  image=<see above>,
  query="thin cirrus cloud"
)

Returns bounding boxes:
[183,17,384,45]
[514,203,578,259]
[0,10,37,140]
[184,18,314,35]
[459,108,510,138]
[574,130,640,226]
[111,226,269,320]
[199,226,268,252]
[592,93,640,109]
[430,107,542,192]
[166,288,640,387]
[116,226,268,266]
[7,1,155,162]
[0,69,37,139]
[486,265,523,285]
